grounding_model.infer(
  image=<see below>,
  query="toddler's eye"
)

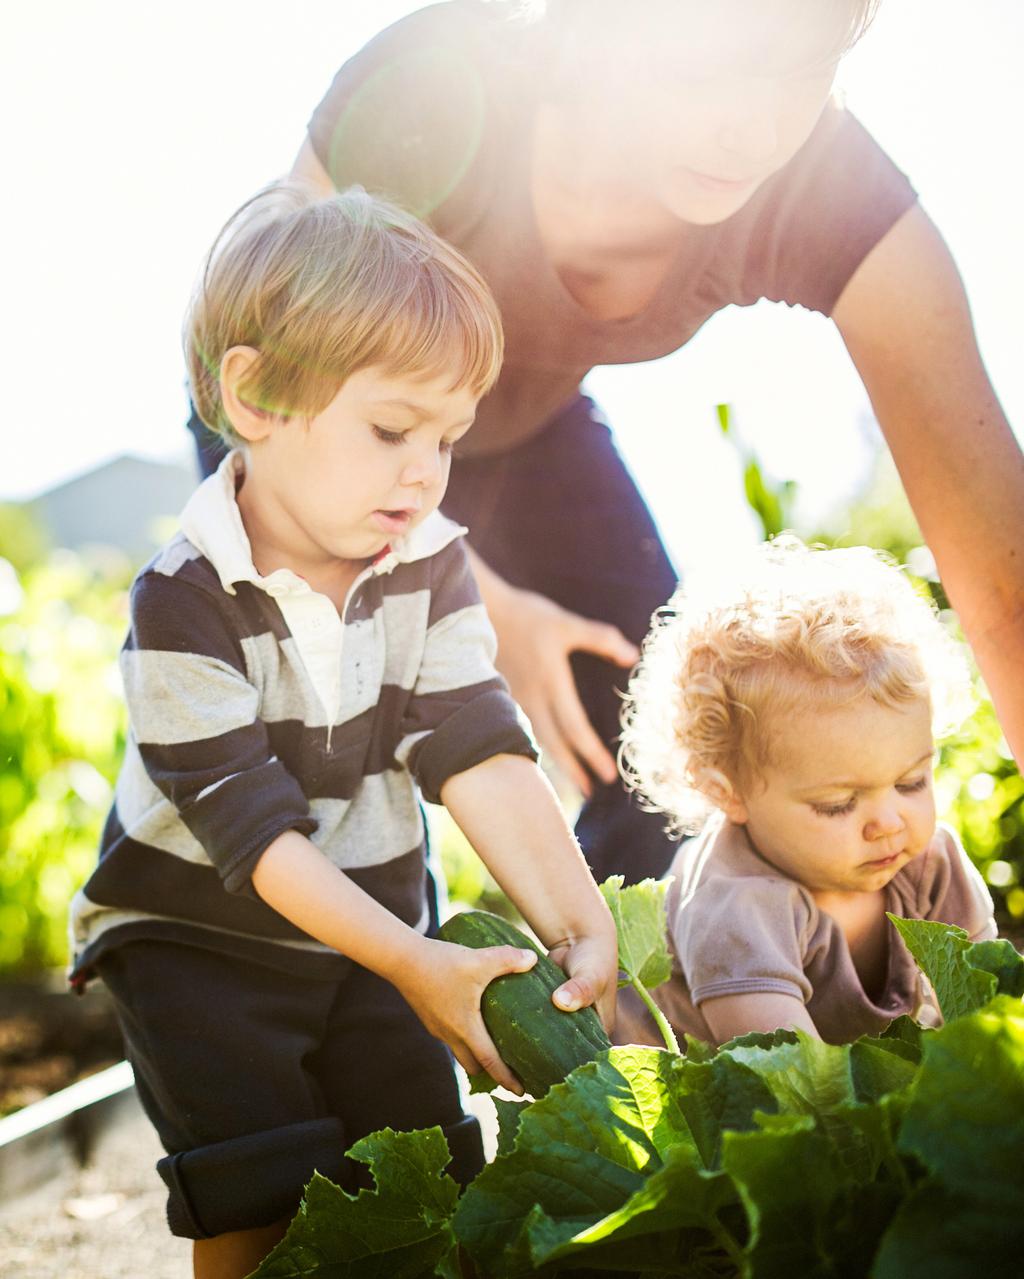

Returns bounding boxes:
[812,796,857,818]
[896,777,929,794]
[373,426,407,446]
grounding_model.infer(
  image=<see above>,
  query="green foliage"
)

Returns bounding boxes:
[251,1130,461,1279]
[0,547,129,971]
[251,893,1024,1278]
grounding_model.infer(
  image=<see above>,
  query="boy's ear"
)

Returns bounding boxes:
[220,346,274,443]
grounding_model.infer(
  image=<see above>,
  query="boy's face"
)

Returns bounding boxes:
[727,695,938,897]
[245,365,477,568]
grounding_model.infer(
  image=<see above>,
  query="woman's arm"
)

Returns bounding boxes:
[699,992,819,1045]
[833,203,1024,763]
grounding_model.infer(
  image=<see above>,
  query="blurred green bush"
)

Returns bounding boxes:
[0,506,129,972]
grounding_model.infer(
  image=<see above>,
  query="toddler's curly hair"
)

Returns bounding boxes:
[619,536,974,835]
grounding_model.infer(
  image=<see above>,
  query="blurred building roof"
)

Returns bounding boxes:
[26,454,197,563]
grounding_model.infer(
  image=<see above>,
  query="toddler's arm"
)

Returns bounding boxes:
[439,753,618,1031]
[699,992,819,1045]
[251,829,541,1095]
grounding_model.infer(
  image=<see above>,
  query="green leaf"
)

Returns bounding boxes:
[887,915,1023,1020]
[455,1046,740,1276]
[873,996,1024,1277]
[898,994,1024,1197]
[492,1095,528,1158]
[247,1129,459,1279]
[721,1033,881,1182]
[878,1014,927,1060]
[848,1036,919,1103]
[723,1115,903,1279]
[716,402,732,435]
[600,875,674,991]
[466,1069,497,1095]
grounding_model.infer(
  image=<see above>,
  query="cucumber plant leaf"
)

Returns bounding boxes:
[888,915,1024,1020]
[247,1128,459,1279]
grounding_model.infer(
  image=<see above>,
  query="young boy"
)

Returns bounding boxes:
[69,183,617,1279]
[615,536,996,1049]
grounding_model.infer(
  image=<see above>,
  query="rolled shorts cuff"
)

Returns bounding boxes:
[157,1116,348,1239]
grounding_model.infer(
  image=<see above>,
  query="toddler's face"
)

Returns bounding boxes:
[251,364,477,565]
[729,695,937,897]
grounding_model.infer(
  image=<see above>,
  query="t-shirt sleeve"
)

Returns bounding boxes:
[919,825,998,942]
[672,875,816,1006]
[393,539,538,803]
[737,103,919,316]
[305,3,492,223]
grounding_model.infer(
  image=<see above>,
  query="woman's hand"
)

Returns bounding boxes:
[488,583,639,796]
[399,938,540,1095]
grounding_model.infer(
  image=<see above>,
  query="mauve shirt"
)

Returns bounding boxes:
[615,812,998,1048]
[307,1,918,458]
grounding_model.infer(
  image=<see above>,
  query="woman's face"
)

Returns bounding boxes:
[557,0,850,224]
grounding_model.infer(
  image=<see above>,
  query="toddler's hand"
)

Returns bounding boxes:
[547,931,618,1033]
[399,938,539,1095]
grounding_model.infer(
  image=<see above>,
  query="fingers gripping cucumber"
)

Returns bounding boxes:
[437,909,611,1097]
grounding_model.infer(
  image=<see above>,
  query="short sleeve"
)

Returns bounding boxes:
[672,876,816,1007]
[306,3,493,223]
[736,104,919,316]
[921,825,998,942]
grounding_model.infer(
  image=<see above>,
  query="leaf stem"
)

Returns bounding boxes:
[628,975,680,1055]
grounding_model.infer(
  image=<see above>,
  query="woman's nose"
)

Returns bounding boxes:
[716,113,779,165]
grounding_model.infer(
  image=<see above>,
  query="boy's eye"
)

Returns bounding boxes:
[896,777,929,794]
[812,796,857,818]
[372,425,407,446]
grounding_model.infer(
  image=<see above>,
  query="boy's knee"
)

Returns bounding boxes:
[158,1117,349,1239]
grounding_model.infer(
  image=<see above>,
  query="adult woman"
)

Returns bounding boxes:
[191,0,1024,884]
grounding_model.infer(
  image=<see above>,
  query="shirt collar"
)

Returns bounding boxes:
[179,449,466,596]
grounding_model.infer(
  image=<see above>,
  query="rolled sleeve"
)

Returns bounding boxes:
[412,689,537,804]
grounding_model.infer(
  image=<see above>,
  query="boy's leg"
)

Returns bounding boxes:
[442,395,679,884]
[96,941,354,1245]
[311,961,484,1187]
[193,1219,292,1279]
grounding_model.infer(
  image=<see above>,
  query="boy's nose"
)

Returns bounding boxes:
[402,448,445,487]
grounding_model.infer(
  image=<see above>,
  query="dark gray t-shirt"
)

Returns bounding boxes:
[308,1,918,456]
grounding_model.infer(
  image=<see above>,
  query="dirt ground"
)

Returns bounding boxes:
[0,1102,192,1279]
[0,1076,499,1279]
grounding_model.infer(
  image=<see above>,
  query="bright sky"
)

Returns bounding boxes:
[4,1,1022,577]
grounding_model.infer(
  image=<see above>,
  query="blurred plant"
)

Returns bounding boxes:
[715,402,798,538]
[0,530,130,972]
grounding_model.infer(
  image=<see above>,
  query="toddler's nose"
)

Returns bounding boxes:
[864,807,905,843]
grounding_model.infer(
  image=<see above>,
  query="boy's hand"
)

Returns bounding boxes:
[547,931,618,1033]
[398,938,539,1096]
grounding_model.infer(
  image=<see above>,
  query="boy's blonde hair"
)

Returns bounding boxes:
[186,182,504,446]
[619,536,974,834]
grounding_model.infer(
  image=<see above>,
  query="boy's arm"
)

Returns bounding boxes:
[699,992,820,1045]
[250,829,541,1096]
[439,753,618,1031]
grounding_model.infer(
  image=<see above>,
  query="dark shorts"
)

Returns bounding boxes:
[97,940,482,1239]
[188,393,680,883]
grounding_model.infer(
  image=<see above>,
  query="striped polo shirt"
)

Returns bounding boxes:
[69,452,536,983]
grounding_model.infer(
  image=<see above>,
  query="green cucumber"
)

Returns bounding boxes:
[437,909,611,1096]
